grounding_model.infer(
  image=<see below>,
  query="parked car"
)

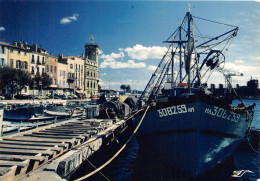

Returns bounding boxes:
[14,94,32,100]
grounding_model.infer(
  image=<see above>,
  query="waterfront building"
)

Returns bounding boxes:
[58,55,85,95]
[0,40,100,98]
[84,43,99,97]
[29,43,47,76]
[0,42,9,67]
[56,55,69,95]
[45,54,58,94]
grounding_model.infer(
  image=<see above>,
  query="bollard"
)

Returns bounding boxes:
[0,109,3,137]
[18,121,22,133]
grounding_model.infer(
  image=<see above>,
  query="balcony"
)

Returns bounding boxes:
[67,73,75,83]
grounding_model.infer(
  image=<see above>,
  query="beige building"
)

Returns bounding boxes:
[29,43,47,76]
[0,40,100,97]
[84,44,99,97]
[45,54,58,93]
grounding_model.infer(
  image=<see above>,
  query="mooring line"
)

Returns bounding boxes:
[75,105,150,181]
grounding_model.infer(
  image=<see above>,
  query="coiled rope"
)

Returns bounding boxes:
[75,105,150,181]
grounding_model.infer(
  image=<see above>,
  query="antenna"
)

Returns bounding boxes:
[188,1,190,12]
[90,34,94,44]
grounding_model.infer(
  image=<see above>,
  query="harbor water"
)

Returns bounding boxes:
[74,99,260,181]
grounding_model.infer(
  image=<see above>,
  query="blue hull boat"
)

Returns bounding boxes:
[130,7,256,177]
[132,98,252,176]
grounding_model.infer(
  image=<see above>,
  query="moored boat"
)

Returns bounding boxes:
[130,7,256,177]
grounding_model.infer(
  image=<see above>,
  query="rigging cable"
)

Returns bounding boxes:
[193,15,238,28]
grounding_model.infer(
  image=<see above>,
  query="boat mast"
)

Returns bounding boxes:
[187,4,191,93]
[179,25,182,83]
[171,46,175,88]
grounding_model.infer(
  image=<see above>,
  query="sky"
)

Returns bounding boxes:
[0,0,259,91]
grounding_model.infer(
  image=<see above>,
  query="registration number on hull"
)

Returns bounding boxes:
[157,104,194,117]
[205,106,241,122]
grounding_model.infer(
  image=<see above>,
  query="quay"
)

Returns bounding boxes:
[0,116,128,181]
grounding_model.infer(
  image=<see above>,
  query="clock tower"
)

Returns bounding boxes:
[85,34,99,65]
[84,34,99,97]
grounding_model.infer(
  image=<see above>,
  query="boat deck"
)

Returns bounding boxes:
[0,117,123,181]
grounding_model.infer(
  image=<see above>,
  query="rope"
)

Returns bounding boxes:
[75,105,150,181]
[86,158,110,181]
[105,108,110,119]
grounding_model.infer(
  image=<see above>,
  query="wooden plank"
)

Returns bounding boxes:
[31,132,85,137]
[0,144,63,151]
[22,134,85,140]
[39,130,89,134]
[0,148,55,156]
[0,140,69,148]
[0,161,29,168]
[0,154,45,162]
[6,136,76,143]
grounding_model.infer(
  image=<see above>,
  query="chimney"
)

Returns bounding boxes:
[23,42,28,49]
[13,41,17,46]
[58,54,63,61]
[32,43,37,52]
[18,42,23,48]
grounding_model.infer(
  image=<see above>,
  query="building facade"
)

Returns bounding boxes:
[84,44,99,97]
[0,40,99,98]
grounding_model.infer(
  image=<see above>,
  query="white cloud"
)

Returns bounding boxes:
[60,14,79,24]
[100,60,146,69]
[98,49,103,55]
[124,44,167,60]
[100,52,125,62]
[0,27,5,31]
[148,65,157,71]
[100,73,107,76]
[234,60,245,64]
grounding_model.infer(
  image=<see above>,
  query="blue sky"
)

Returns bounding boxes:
[0,0,259,91]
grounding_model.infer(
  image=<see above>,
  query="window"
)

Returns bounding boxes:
[24,52,27,55]
[63,71,65,77]
[10,59,13,67]
[18,50,20,54]
[1,58,4,66]
[60,70,62,76]
[32,55,35,63]
[54,79,57,85]
[16,60,21,69]
[37,56,40,64]
[31,67,34,74]
[24,62,28,69]
[54,66,56,73]
[42,68,44,74]
[10,49,13,53]
[46,65,49,72]
[1,46,4,54]
[50,65,53,72]
[20,61,24,69]
[70,64,73,69]
[37,67,39,73]
[42,57,45,64]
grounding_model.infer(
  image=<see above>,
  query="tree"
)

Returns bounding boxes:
[30,72,52,95]
[120,84,131,94]
[0,67,31,98]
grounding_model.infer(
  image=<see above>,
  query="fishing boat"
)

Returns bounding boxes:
[130,8,256,177]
